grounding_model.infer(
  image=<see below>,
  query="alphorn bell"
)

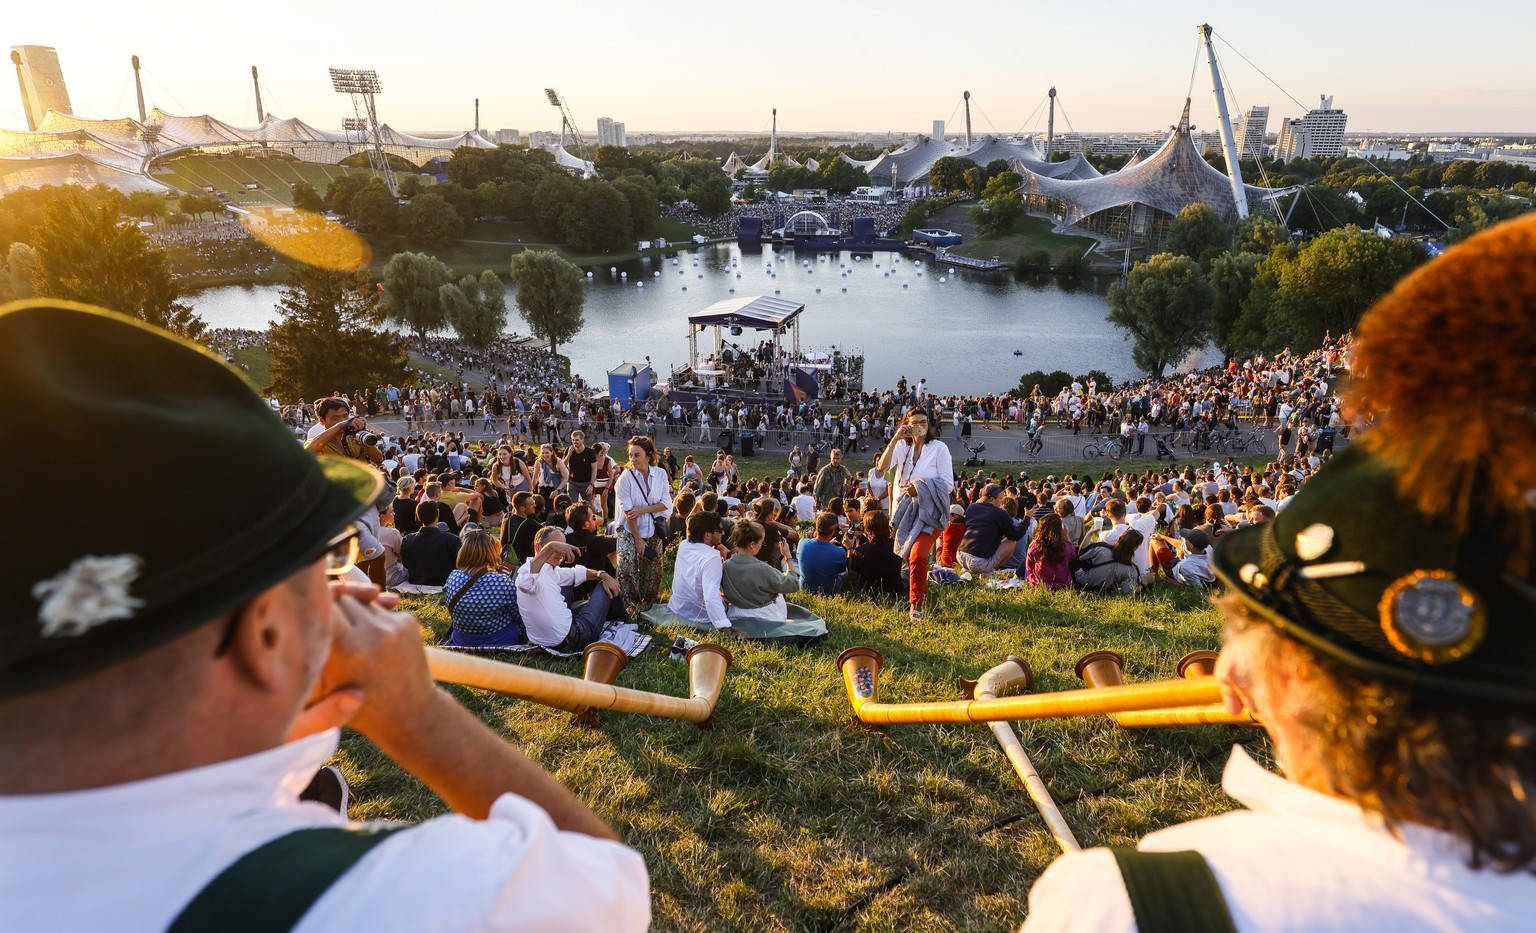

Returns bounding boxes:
[1074,650,1260,728]
[573,642,630,727]
[836,646,1222,726]
[963,656,1081,854]
[425,643,732,728]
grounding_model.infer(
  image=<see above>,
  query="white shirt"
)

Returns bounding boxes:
[0,731,649,933]
[516,561,586,646]
[1022,746,1534,932]
[889,439,954,511]
[1102,511,1156,578]
[792,493,818,521]
[614,466,673,539]
[667,540,730,629]
[306,421,331,443]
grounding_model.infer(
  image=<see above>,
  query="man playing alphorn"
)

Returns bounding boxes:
[0,301,650,931]
[1023,217,1536,930]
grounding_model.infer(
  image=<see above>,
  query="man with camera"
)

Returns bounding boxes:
[305,397,382,468]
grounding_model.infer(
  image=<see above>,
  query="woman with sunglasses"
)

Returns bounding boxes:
[535,443,568,507]
[875,405,954,621]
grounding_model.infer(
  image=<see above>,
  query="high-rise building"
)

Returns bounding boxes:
[932,119,945,140]
[596,117,626,148]
[494,128,521,145]
[528,130,561,148]
[1276,96,1348,160]
[10,45,72,130]
[1234,105,1269,160]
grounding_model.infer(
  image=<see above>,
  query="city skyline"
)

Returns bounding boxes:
[3,0,1534,137]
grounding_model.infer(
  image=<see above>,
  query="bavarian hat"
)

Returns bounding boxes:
[1213,214,1536,706]
[0,301,382,698]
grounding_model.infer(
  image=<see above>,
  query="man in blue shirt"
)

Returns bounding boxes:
[796,512,847,594]
[958,484,1027,575]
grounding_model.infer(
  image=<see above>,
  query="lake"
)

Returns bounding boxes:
[189,241,1181,395]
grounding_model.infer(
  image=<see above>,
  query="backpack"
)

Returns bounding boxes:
[1069,541,1113,575]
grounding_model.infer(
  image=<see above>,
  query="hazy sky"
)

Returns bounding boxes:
[4,0,1533,136]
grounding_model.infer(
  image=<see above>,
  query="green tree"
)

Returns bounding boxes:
[126,191,169,221]
[899,199,931,235]
[818,158,870,194]
[507,249,585,358]
[401,193,464,249]
[396,175,424,199]
[1106,252,1212,377]
[267,236,408,401]
[178,194,225,220]
[350,183,400,235]
[593,145,631,179]
[1207,250,1262,357]
[290,182,327,213]
[380,251,451,338]
[981,171,1023,202]
[1235,214,1284,253]
[439,271,508,348]
[1240,226,1425,351]
[693,174,732,217]
[1167,203,1231,263]
[325,173,373,217]
[928,156,978,194]
[1014,249,1052,279]
[533,173,580,240]
[29,187,203,339]
[612,174,661,240]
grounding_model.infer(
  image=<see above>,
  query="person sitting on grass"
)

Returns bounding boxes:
[721,519,800,626]
[1072,530,1143,596]
[1150,528,1214,586]
[666,511,731,634]
[958,483,1028,576]
[846,508,904,600]
[444,531,527,648]
[401,500,461,586]
[939,504,967,569]
[1023,513,1076,590]
[515,526,627,653]
[797,511,847,595]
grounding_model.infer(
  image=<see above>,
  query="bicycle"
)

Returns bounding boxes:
[1224,430,1271,454]
[1082,435,1124,460]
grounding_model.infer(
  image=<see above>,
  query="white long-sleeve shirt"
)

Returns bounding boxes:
[888,439,954,511]
[667,540,731,629]
[1022,746,1534,932]
[0,731,650,932]
[614,465,673,539]
[515,560,585,646]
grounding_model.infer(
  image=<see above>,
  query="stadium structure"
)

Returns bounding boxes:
[1016,98,1296,251]
[0,107,501,196]
[838,134,1100,188]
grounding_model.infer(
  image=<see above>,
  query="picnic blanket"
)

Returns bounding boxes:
[638,603,828,645]
[436,622,652,659]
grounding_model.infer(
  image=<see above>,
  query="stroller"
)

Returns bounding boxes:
[1153,433,1178,461]
[962,438,987,468]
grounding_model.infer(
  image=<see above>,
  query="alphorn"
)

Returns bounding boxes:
[1075,650,1260,728]
[962,657,1081,854]
[426,643,732,729]
[836,646,1221,726]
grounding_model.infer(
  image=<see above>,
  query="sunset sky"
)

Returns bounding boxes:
[5,0,1533,137]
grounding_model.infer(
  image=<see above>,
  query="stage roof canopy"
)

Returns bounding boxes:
[688,295,805,330]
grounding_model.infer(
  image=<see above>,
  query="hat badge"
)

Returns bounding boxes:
[1294,523,1334,561]
[33,555,146,638]
[1379,569,1487,665]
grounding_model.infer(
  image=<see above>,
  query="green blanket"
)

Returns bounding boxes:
[639,603,828,645]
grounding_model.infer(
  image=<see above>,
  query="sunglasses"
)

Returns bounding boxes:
[212,522,362,658]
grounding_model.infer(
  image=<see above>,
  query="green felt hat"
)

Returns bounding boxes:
[1211,443,1536,706]
[0,300,382,699]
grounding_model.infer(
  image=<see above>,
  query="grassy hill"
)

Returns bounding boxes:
[341,575,1261,931]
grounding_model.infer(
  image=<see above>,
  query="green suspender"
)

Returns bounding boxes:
[168,826,406,933]
[1109,848,1239,933]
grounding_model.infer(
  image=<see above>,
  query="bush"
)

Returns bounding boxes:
[1014,249,1052,279]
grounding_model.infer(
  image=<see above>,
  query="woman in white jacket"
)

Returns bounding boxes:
[614,435,674,611]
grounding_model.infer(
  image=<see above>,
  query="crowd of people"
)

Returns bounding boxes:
[5,211,1535,932]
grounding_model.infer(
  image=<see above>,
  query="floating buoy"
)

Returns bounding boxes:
[774,288,780,294]
[728,287,735,293]
[654,271,660,277]
[902,282,909,288]
[841,286,847,292]
[815,287,821,293]
[939,277,947,283]
[949,267,956,274]
[875,263,881,268]
[620,271,627,278]
[636,281,643,288]
[682,285,687,291]
[735,273,741,278]
[854,256,861,262]
[586,271,593,279]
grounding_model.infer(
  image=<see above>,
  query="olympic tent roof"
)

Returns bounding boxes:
[1020,106,1289,230]
[688,295,805,330]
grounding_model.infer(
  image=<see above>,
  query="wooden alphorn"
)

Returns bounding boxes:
[1074,650,1260,728]
[836,646,1222,726]
[426,643,732,728]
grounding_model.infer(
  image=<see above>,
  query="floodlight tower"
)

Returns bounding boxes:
[963,90,972,146]
[1046,87,1056,161]
[252,66,265,122]
[544,88,586,158]
[131,56,147,122]
[1198,24,1249,221]
[329,67,396,194]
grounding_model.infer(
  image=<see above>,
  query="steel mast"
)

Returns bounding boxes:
[1198,23,1248,220]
